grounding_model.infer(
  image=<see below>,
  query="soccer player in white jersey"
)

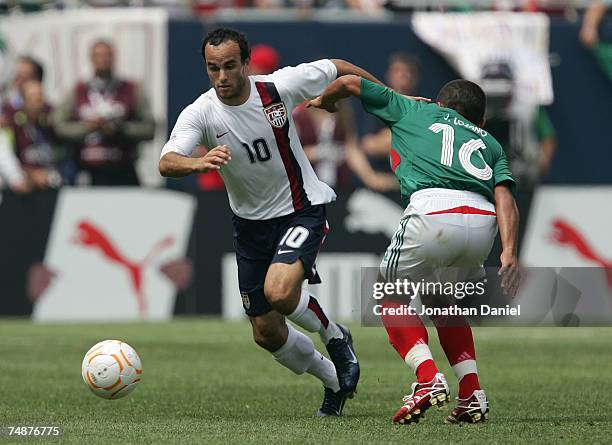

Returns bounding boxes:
[159,28,384,416]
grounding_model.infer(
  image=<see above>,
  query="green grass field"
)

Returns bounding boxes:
[1,319,612,444]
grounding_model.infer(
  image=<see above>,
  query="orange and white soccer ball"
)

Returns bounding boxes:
[81,340,142,399]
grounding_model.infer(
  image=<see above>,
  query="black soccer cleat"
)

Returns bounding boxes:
[325,324,360,396]
[315,387,348,417]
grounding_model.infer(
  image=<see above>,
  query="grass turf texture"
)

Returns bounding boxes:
[1,319,611,444]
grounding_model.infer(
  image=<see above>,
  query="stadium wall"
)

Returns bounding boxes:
[2,186,611,322]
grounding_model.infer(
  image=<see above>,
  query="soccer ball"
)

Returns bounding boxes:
[81,340,142,400]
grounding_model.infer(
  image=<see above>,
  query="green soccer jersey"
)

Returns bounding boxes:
[360,79,515,206]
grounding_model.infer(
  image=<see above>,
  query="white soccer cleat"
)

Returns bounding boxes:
[392,372,450,424]
[445,389,489,424]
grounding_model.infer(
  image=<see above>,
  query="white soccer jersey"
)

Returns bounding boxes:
[161,59,338,220]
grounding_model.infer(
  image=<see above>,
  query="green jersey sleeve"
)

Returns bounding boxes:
[492,148,516,196]
[360,78,419,126]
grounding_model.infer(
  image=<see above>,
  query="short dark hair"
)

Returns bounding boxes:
[202,28,250,64]
[436,79,486,125]
[19,56,44,82]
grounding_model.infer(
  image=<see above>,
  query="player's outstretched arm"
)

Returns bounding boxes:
[494,183,520,296]
[159,146,231,178]
[307,75,362,113]
[330,59,384,86]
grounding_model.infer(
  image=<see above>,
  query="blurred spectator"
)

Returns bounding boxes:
[192,0,246,15]
[0,130,30,193]
[1,56,44,127]
[294,102,352,189]
[295,53,405,192]
[0,80,61,192]
[580,1,612,84]
[294,101,396,191]
[360,53,419,180]
[480,60,556,249]
[345,0,384,12]
[53,40,155,186]
[481,61,556,189]
[249,44,280,75]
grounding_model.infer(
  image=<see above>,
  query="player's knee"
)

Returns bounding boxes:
[264,280,298,314]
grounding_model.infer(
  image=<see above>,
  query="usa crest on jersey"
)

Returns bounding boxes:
[264,103,287,128]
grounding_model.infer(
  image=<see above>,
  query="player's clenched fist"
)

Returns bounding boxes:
[307,95,339,113]
[199,145,232,171]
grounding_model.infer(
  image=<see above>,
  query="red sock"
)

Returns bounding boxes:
[458,373,480,399]
[431,314,480,398]
[415,359,438,383]
[381,300,438,383]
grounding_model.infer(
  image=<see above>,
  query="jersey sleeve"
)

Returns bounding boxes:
[273,59,337,106]
[360,78,419,126]
[492,146,517,195]
[160,101,206,158]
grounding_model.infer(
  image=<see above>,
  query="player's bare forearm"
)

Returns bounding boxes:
[330,59,384,87]
[494,183,519,256]
[495,183,520,295]
[495,181,520,292]
[307,75,361,112]
[159,146,231,178]
[159,152,203,177]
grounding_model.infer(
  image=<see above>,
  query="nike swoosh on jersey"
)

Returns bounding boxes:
[277,249,294,255]
[216,131,229,138]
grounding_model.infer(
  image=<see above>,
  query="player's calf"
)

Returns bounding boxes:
[249,311,288,351]
[265,262,359,394]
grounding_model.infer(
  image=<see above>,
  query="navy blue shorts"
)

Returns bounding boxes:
[232,204,329,317]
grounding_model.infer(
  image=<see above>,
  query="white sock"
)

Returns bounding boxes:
[287,289,343,345]
[306,350,340,392]
[273,323,340,391]
[404,343,434,373]
[453,359,478,381]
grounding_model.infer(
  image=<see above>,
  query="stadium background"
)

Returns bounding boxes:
[1,8,611,320]
[2,6,612,444]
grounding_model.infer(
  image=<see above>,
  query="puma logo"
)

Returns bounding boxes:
[550,219,612,288]
[72,221,175,318]
[345,189,404,239]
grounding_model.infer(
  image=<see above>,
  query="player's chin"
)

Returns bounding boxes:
[216,85,235,97]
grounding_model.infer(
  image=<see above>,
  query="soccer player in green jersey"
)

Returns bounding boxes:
[308,76,520,424]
